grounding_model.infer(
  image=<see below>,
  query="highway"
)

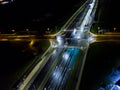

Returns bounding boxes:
[29,0,98,90]
[2,0,120,89]
[43,48,80,90]
[28,47,64,90]
[11,0,99,90]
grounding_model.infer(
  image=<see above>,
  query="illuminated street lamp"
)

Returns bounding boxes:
[98,27,100,30]
[26,29,29,32]
[26,29,30,34]
[47,28,50,31]
[12,29,15,33]
[113,27,116,31]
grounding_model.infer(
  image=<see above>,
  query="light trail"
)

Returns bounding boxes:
[14,0,100,89]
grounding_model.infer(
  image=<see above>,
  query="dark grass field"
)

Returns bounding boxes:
[0,40,50,90]
[0,0,87,33]
[93,0,120,32]
[79,42,120,90]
